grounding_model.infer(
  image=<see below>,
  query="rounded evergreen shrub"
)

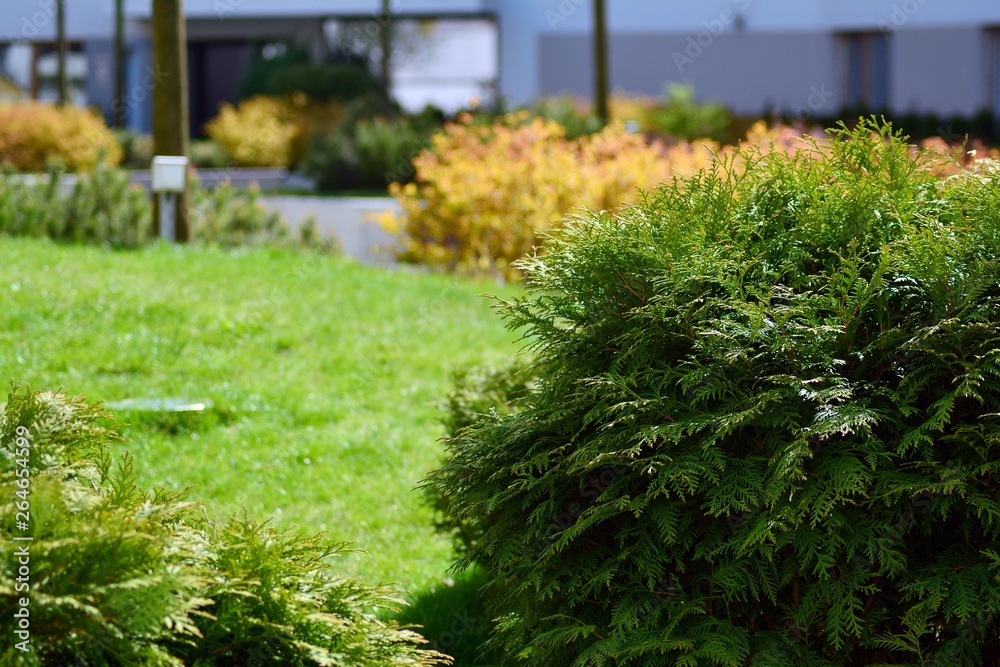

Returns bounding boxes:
[425,120,1000,666]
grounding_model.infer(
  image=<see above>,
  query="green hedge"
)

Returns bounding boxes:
[0,164,327,250]
[425,121,1000,666]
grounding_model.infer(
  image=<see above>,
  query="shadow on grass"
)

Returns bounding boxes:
[396,566,507,667]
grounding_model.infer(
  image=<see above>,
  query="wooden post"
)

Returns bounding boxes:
[56,0,67,105]
[379,0,392,113]
[593,0,609,126]
[114,0,126,127]
[151,0,190,242]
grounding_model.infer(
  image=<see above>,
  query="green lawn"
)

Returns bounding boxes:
[0,237,519,594]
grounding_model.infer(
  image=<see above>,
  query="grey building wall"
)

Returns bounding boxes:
[540,32,839,117]
[892,27,990,115]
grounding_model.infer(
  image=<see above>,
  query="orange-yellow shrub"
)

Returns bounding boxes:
[0,102,121,172]
[205,94,340,168]
[387,111,716,279]
[917,136,1000,177]
[390,115,993,280]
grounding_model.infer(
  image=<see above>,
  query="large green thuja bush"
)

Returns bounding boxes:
[425,120,1000,666]
[0,387,448,666]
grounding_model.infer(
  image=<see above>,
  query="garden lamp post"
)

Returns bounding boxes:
[151,156,188,243]
[151,0,190,242]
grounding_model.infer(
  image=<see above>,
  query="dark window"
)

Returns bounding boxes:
[841,33,890,109]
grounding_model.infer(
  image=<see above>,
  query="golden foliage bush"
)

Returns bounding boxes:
[389,114,994,281]
[387,111,716,280]
[0,101,122,171]
[917,136,1000,177]
[204,94,340,168]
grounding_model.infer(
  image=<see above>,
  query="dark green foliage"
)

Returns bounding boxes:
[239,42,378,103]
[396,568,507,667]
[238,43,310,100]
[810,109,998,146]
[267,63,379,103]
[302,111,434,192]
[425,120,1000,666]
[115,129,154,168]
[646,83,733,142]
[431,362,536,558]
[442,362,536,439]
[0,386,449,666]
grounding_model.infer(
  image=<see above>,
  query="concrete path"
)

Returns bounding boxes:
[130,167,313,192]
[10,167,311,193]
[258,195,402,266]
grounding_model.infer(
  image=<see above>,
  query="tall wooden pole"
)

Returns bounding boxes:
[56,0,67,105]
[593,0,609,125]
[114,0,126,127]
[151,0,190,242]
[379,0,392,113]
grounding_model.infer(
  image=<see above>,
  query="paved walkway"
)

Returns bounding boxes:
[130,167,311,192]
[258,195,401,266]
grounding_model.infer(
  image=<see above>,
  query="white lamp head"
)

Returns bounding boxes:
[151,155,189,193]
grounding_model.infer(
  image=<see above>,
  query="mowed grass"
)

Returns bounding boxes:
[0,237,520,592]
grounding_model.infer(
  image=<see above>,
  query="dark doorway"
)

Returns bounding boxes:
[188,40,254,135]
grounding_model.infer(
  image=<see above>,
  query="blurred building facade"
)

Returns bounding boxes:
[1,0,998,131]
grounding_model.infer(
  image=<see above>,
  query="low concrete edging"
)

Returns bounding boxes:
[258,195,402,266]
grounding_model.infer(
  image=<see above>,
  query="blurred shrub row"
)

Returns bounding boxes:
[0,162,328,250]
[1,92,997,273]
